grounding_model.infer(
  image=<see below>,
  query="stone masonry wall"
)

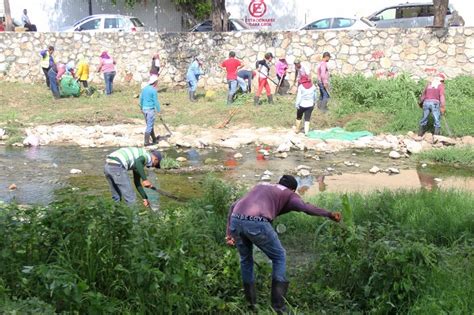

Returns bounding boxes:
[1,28,474,88]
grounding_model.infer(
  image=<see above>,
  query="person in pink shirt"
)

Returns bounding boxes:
[97,51,116,95]
[275,58,288,95]
[316,52,331,112]
[221,51,244,105]
[226,175,341,312]
[418,73,446,136]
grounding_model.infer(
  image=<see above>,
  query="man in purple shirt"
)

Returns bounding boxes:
[226,175,341,313]
[317,52,331,112]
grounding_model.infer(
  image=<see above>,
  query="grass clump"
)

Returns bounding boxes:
[416,146,474,167]
[0,180,473,313]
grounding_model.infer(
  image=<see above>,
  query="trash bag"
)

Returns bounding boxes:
[59,74,80,97]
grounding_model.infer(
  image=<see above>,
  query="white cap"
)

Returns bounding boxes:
[148,75,158,85]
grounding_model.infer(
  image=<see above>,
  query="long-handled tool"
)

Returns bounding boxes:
[159,115,172,136]
[275,71,286,95]
[442,114,453,137]
[256,69,279,85]
[215,107,239,129]
[150,186,187,202]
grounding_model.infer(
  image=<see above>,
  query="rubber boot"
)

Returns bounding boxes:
[227,94,233,105]
[144,133,152,146]
[418,125,425,137]
[319,99,328,112]
[243,282,257,310]
[268,94,274,104]
[150,128,158,144]
[434,127,441,135]
[254,96,260,106]
[271,280,289,314]
[295,119,302,133]
[304,121,310,135]
[189,91,196,102]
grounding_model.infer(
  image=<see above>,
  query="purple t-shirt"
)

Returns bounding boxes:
[226,183,332,234]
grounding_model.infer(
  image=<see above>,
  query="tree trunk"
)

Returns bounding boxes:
[433,0,449,28]
[88,0,93,16]
[211,0,228,32]
[4,0,13,31]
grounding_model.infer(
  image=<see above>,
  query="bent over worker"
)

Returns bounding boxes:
[104,147,162,207]
[226,175,341,313]
[418,72,446,136]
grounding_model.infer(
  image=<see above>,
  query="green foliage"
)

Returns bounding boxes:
[159,156,181,169]
[416,145,474,167]
[1,183,473,313]
[331,74,474,136]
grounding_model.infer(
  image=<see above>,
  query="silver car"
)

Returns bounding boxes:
[60,14,145,32]
[368,2,456,28]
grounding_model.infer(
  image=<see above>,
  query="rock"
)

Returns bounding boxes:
[434,135,456,146]
[175,140,192,148]
[1,135,9,140]
[274,152,288,159]
[297,169,311,177]
[276,142,291,152]
[70,169,82,174]
[421,163,427,168]
[461,136,474,145]
[423,133,434,143]
[234,153,243,159]
[176,157,187,162]
[296,165,311,171]
[387,167,400,174]
[434,178,442,182]
[344,161,355,166]
[8,183,17,190]
[12,142,24,147]
[263,170,273,176]
[326,167,335,172]
[204,158,218,165]
[374,149,382,153]
[221,139,240,150]
[261,174,272,181]
[404,140,423,154]
[23,135,40,146]
[157,140,171,148]
[0,128,5,137]
[389,151,401,159]
[369,166,380,174]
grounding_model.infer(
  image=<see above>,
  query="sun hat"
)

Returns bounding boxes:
[148,75,159,85]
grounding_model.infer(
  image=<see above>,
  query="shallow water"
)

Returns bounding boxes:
[1,145,473,205]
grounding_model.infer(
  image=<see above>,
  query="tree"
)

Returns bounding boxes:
[3,0,13,31]
[88,0,93,15]
[433,0,449,28]
[211,0,228,32]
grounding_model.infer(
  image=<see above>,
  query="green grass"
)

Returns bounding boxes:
[0,178,473,314]
[1,75,473,137]
[416,146,474,167]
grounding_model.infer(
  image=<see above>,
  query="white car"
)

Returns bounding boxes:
[60,14,145,32]
[300,17,374,30]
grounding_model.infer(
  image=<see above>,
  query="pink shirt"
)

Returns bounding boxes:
[56,63,66,80]
[275,60,288,76]
[98,58,116,73]
[420,83,446,108]
[317,61,330,84]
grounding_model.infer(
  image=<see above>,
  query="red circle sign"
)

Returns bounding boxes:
[248,0,267,18]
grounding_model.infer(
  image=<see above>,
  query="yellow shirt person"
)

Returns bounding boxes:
[76,56,90,88]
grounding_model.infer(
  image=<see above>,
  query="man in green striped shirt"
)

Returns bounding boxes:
[104,147,162,207]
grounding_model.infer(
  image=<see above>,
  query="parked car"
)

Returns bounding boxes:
[300,17,374,30]
[189,18,252,32]
[60,14,145,32]
[367,2,456,28]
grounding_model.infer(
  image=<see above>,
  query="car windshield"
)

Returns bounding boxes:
[130,18,144,27]
[73,16,93,27]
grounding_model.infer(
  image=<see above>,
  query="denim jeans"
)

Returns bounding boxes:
[317,82,330,101]
[143,109,155,134]
[230,217,287,283]
[419,100,441,129]
[42,67,50,87]
[228,79,238,97]
[104,71,116,95]
[104,163,136,204]
[48,68,60,98]
[237,77,247,92]
[187,79,197,92]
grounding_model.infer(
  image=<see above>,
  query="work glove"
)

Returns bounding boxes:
[330,212,342,222]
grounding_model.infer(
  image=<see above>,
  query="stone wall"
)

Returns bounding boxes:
[1,28,473,89]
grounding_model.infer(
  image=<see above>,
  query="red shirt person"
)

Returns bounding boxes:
[221,51,243,105]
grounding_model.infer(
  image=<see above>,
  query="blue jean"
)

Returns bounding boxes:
[317,82,330,101]
[48,68,60,98]
[228,79,238,97]
[237,77,247,92]
[187,79,197,92]
[104,163,136,204]
[229,217,287,283]
[419,100,441,129]
[143,109,155,134]
[104,71,116,95]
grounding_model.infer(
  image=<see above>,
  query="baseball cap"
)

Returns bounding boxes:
[150,150,162,168]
